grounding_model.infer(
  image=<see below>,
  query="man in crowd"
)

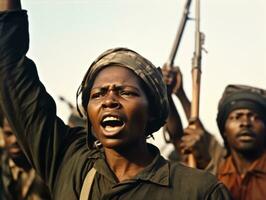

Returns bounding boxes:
[163,66,266,200]
[0,109,52,199]
[212,84,266,200]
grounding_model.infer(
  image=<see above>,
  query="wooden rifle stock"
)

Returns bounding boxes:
[188,0,202,168]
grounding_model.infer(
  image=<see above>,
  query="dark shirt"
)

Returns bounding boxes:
[217,153,266,200]
[0,10,231,200]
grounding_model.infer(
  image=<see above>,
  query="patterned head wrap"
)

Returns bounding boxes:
[77,47,169,138]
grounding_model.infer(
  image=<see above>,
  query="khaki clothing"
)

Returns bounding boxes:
[0,10,231,199]
[217,153,266,200]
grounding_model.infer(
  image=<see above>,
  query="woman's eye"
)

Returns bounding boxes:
[90,92,103,99]
[120,90,136,97]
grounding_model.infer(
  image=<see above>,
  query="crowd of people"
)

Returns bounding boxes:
[163,66,266,200]
[0,0,265,199]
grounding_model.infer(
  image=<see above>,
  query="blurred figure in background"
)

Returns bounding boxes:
[0,108,52,200]
[59,96,86,128]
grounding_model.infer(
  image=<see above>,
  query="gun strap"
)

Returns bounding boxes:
[80,167,96,200]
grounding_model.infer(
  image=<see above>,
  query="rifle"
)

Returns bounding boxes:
[188,0,204,168]
[163,0,205,168]
[165,0,192,68]
[163,0,192,150]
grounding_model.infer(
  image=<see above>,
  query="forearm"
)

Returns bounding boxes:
[176,89,191,120]
[0,0,21,11]
[165,95,183,141]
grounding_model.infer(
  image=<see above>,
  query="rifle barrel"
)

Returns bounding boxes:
[166,0,192,67]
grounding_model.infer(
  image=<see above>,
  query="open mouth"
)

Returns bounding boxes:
[238,135,255,141]
[101,116,125,133]
[237,130,256,141]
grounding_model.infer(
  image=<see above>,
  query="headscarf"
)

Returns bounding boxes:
[77,48,169,141]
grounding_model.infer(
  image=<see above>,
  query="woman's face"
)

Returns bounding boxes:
[87,65,150,149]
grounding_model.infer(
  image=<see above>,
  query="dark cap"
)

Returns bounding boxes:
[216,84,266,135]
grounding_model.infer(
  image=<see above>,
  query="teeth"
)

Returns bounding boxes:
[101,116,124,131]
[103,116,119,122]
[105,126,120,132]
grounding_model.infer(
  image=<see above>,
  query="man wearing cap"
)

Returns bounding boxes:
[162,66,266,199]
[214,84,266,200]
[181,84,266,200]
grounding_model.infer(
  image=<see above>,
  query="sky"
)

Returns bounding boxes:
[22,0,266,155]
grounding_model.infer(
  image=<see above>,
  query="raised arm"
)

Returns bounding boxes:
[161,65,219,168]
[161,65,184,146]
[0,1,89,193]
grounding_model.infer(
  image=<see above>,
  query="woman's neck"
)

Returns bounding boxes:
[104,142,154,182]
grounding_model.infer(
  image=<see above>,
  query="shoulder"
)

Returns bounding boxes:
[169,162,230,199]
[170,162,218,185]
[53,127,99,198]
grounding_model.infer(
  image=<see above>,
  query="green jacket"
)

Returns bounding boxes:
[0,10,231,200]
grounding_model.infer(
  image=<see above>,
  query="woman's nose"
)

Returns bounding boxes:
[102,92,120,109]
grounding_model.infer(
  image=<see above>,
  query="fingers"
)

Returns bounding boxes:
[180,121,204,154]
[162,65,180,86]
[180,132,200,150]
[188,118,205,131]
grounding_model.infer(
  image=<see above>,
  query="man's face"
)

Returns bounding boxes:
[224,108,266,154]
[87,66,150,150]
[2,118,23,159]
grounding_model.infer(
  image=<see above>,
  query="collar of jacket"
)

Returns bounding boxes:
[218,152,266,176]
[87,143,170,187]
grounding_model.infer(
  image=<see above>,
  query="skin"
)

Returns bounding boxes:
[161,65,185,150]
[0,0,21,11]
[224,108,266,174]
[3,118,23,158]
[2,118,31,170]
[87,65,154,182]
[162,65,211,168]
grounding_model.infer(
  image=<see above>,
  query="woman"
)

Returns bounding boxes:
[0,1,231,199]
